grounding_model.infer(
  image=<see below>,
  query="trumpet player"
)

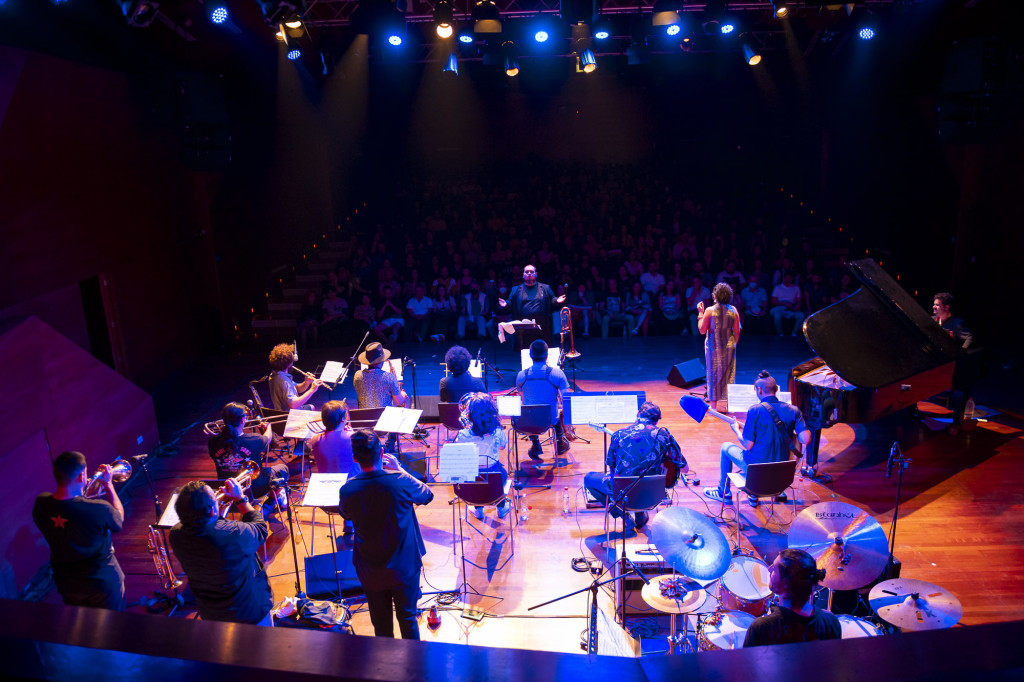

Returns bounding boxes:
[169,479,274,626]
[208,402,289,512]
[32,451,126,610]
[268,342,322,412]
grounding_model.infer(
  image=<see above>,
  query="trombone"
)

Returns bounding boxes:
[83,458,132,498]
[203,412,290,436]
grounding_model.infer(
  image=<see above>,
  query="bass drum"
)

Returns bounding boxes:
[837,615,885,638]
[698,611,756,651]
[718,555,774,616]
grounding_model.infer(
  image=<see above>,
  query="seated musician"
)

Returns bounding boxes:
[704,371,811,507]
[169,479,274,626]
[743,548,841,647]
[353,342,410,453]
[583,402,687,531]
[439,345,485,404]
[454,392,510,520]
[308,400,357,476]
[268,342,322,412]
[32,451,126,611]
[515,339,571,461]
[208,402,289,512]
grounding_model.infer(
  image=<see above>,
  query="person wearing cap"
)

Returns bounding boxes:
[743,548,841,647]
[515,339,571,460]
[354,342,410,453]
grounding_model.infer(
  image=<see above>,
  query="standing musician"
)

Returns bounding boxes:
[268,342,322,412]
[743,548,841,647]
[497,264,566,340]
[583,402,687,531]
[32,451,126,610]
[208,402,289,511]
[515,339,571,461]
[353,342,410,453]
[340,430,434,640]
[704,370,811,507]
[169,479,274,626]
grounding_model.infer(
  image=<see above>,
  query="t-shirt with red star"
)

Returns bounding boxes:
[32,493,124,609]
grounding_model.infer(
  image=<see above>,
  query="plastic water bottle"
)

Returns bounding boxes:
[964,397,975,421]
[519,493,529,523]
[562,486,570,515]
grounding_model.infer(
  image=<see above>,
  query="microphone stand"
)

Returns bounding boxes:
[135,454,185,614]
[274,481,306,599]
[606,452,666,565]
[884,441,911,580]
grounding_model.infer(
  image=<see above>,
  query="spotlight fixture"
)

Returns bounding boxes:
[284,14,303,29]
[652,0,683,28]
[434,0,455,38]
[666,24,680,36]
[594,29,609,40]
[743,42,761,65]
[472,0,502,34]
[209,6,228,24]
[535,29,549,42]
[287,48,302,60]
[443,52,459,75]
[388,33,403,46]
[858,26,875,40]
[579,48,596,73]
[720,22,734,34]
[121,0,159,27]
[769,0,787,18]
[502,41,519,76]
[458,32,475,44]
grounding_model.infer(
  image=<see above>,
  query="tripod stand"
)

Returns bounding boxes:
[884,440,911,580]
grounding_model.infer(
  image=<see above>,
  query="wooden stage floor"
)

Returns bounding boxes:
[110,335,1024,655]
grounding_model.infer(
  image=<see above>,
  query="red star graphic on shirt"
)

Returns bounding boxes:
[52,515,67,529]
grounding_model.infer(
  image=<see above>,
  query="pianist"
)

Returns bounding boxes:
[932,292,973,349]
[704,371,811,506]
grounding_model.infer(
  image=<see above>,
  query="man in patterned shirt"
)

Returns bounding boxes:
[583,401,687,530]
[353,342,409,453]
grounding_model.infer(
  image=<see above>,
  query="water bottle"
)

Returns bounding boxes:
[562,486,570,515]
[519,493,529,523]
[964,397,975,421]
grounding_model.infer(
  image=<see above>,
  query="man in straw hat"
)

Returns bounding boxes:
[354,342,410,453]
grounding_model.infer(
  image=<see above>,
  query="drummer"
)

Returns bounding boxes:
[743,548,841,647]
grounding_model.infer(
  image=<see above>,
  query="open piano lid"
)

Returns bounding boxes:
[802,259,962,389]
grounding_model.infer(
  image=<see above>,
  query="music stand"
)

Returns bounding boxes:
[300,473,350,598]
[564,391,646,475]
[511,322,543,353]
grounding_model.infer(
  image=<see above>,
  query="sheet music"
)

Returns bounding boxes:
[360,359,403,381]
[567,394,640,425]
[283,409,322,439]
[437,443,480,483]
[497,395,522,417]
[374,406,422,434]
[321,360,347,384]
[520,348,561,370]
[155,492,181,529]
[300,473,349,507]
[468,359,483,379]
[727,384,792,414]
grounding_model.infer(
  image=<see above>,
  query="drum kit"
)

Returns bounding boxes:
[638,502,963,653]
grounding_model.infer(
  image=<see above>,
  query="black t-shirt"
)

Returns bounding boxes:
[32,493,125,609]
[743,604,842,647]
[439,373,486,404]
[208,431,269,480]
[510,283,556,318]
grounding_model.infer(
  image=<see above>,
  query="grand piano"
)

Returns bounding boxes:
[789,259,963,474]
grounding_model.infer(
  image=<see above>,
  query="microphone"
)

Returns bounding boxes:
[132,454,149,463]
[477,347,482,364]
[293,339,299,362]
[886,442,897,479]
[625,558,650,585]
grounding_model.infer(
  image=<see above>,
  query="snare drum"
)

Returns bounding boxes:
[697,611,755,651]
[837,615,884,638]
[718,555,774,616]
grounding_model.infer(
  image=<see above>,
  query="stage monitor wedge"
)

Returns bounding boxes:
[667,359,705,388]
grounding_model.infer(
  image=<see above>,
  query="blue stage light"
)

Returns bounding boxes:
[535,30,549,42]
[721,23,734,34]
[859,27,875,40]
[594,30,609,40]
[666,24,681,36]
[287,49,302,60]
[388,34,403,46]
[459,33,474,43]
[211,7,229,24]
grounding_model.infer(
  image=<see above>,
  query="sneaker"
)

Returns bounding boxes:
[634,511,649,530]
[621,514,636,533]
[471,507,484,520]
[527,442,543,461]
[556,440,571,456]
[275,488,289,509]
[496,501,511,519]
[704,487,732,503]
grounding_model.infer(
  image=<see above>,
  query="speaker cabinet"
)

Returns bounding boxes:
[667,359,705,388]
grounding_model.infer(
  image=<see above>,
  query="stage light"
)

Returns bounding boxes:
[287,48,302,60]
[210,6,228,23]
[502,41,519,76]
[284,15,303,29]
[579,48,596,73]
[721,23,734,34]
[472,0,502,34]
[534,29,549,42]
[443,52,459,75]
[434,0,454,38]
[652,0,682,28]
[594,29,609,40]
[770,0,787,18]
[666,24,680,36]
[743,42,761,65]
[859,26,875,40]
[459,32,474,43]
[388,33,403,45]
[121,0,160,27]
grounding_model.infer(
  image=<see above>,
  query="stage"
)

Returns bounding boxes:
[113,334,1024,655]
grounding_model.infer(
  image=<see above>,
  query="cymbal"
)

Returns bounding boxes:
[641,575,708,615]
[787,501,889,591]
[647,507,731,581]
[868,578,962,631]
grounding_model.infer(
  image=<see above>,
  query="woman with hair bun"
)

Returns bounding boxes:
[743,548,842,647]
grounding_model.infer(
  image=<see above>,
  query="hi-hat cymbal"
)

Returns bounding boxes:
[868,578,962,631]
[647,507,731,581]
[787,501,889,591]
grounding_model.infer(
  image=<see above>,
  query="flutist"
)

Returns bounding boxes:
[268,342,322,412]
[208,402,289,513]
[32,451,126,610]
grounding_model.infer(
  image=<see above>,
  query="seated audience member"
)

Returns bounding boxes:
[405,283,434,342]
[601,278,634,338]
[458,282,490,340]
[770,270,805,336]
[297,289,321,349]
[374,286,405,344]
[685,274,711,335]
[740,275,770,334]
[353,293,376,331]
[657,279,685,335]
[432,285,458,341]
[803,271,830,315]
[454,392,511,520]
[439,345,486,403]
[626,281,651,336]
[568,282,597,338]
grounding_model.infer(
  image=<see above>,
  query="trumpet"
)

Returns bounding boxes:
[214,461,261,518]
[148,525,183,591]
[83,458,132,498]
